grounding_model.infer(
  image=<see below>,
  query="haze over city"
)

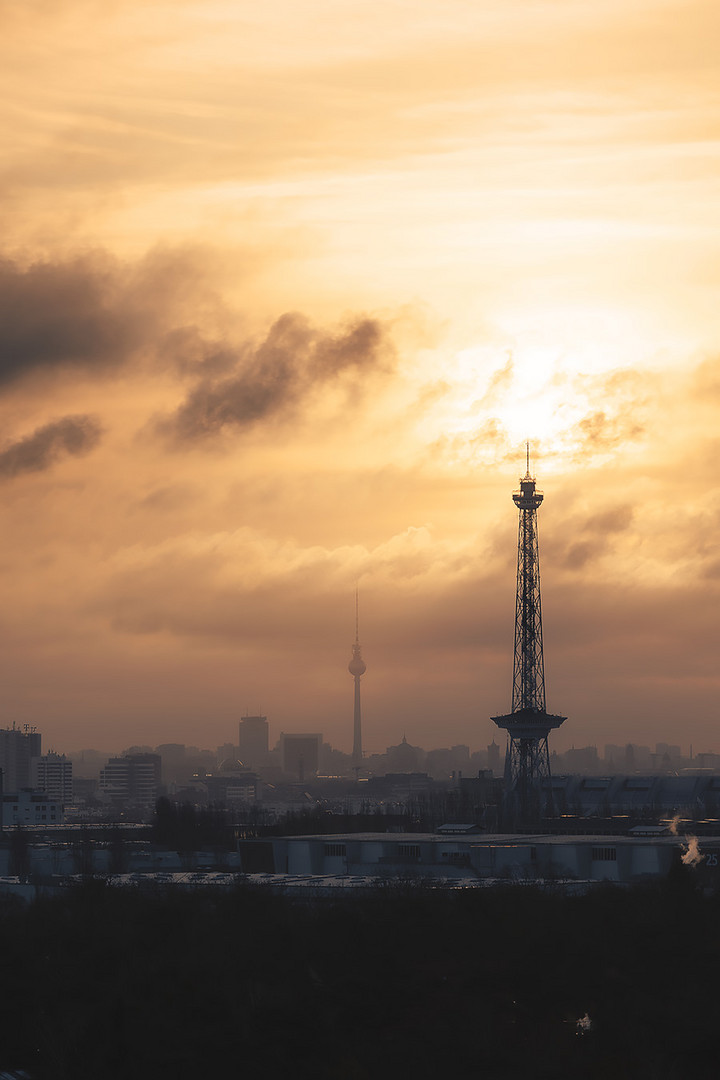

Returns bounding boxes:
[1,0,719,758]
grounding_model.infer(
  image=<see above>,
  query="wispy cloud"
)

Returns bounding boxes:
[155,312,394,443]
[0,415,103,478]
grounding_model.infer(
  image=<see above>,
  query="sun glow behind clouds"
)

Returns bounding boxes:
[445,342,590,451]
[418,300,671,470]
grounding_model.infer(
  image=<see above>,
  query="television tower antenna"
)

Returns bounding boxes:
[348,585,366,770]
[492,446,566,825]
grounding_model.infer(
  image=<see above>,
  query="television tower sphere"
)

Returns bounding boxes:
[348,645,366,678]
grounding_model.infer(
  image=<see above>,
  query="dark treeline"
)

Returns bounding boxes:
[151,795,704,848]
[152,797,237,849]
[152,797,435,847]
[0,866,717,1079]
[151,790,488,846]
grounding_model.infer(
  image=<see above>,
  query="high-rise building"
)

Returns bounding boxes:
[238,716,269,768]
[492,449,566,824]
[0,724,41,792]
[347,588,367,769]
[280,733,322,781]
[31,752,73,805]
[99,753,161,807]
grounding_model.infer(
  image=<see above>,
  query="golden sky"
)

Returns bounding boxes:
[1,0,719,754]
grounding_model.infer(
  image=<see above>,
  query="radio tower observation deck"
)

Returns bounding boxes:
[492,446,566,824]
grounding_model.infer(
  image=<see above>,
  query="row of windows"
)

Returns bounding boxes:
[323,843,423,859]
[398,845,421,859]
[320,843,620,863]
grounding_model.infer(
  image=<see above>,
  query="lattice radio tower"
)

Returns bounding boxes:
[492,446,566,823]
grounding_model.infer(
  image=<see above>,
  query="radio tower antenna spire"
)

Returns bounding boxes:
[492,447,566,826]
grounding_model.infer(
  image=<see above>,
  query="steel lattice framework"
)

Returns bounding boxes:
[512,475,546,714]
[492,451,565,823]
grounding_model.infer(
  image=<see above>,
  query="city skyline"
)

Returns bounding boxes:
[1,2,719,754]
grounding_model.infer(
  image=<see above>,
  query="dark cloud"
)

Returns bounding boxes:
[583,505,634,535]
[157,312,393,442]
[0,415,103,478]
[0,254,145,384]
[156,326,242,379]
[545,503,635,570]
[0,246,228,387]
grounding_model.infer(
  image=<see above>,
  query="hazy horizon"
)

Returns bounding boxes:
[1,1,719,756]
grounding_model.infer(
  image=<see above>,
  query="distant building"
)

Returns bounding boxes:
[363,772,433,802]
[604,743,652,772]
[280,733,322,781]
[560,746,600,774]
[218,743,241,768]
[195,772,258,805]
[424,745,470,780]
[99,753,161,807]
[458,770,498,806]
[384,736,424,773]
[546,772,720,816]
[238,716,269,768]
[69,749,107,779]
[1,789,63,829]
[696,753,720,770]
[252,831,688,884]
[487,740,501,776]
[0,725,41,792]
[31,752,72,805]
[155,743,188,784]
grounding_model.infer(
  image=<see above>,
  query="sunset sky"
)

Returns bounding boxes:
[1,0,719,755]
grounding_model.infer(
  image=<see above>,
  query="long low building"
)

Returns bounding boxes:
[241,831,720,886]
[546,773,720,815]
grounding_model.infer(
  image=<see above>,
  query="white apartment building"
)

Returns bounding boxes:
[1,789,63,828]
[31,752,73,805]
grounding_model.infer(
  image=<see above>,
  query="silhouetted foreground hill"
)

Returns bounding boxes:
[0,869,715,1078]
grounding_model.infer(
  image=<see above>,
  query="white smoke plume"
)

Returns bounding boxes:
[667,816,704,867]
[680,835,704,867]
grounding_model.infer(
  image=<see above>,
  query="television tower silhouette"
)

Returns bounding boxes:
[348,587,366,770]
[492,445,565,825]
